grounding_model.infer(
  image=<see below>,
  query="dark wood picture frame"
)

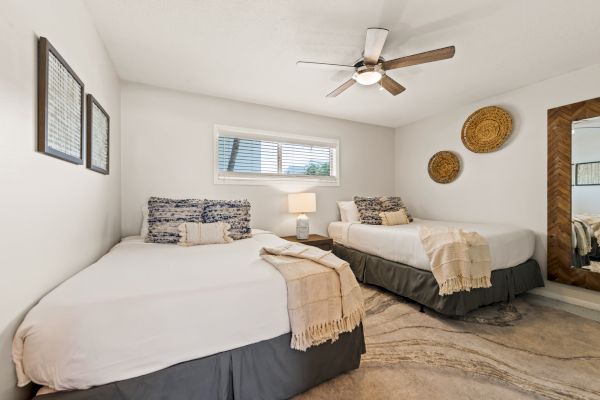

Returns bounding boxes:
[86,94,110,175]
[548,97,600,292]
[37,37,85,164]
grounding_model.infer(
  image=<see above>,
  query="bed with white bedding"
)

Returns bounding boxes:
[329,218,536,271]
[328,218,543,315]
[13,231,364,399]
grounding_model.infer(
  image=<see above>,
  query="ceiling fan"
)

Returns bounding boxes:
[297,28,455,97]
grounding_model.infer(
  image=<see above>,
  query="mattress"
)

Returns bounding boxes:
[13,231,291,391]
[328,218,535,271]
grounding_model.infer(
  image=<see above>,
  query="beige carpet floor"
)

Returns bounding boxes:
[296,285,600,400]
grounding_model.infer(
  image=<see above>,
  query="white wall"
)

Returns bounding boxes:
[121,82,395,237]
[572,126,600,215]
[0,1,121,399]
[395,64,600,310]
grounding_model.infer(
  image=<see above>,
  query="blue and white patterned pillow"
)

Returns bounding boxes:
[354,196,384,225]
[146,197,204,244]
[202,199,251,240]
[354,196,412,225]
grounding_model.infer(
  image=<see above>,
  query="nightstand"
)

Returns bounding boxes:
[281,234,333,251]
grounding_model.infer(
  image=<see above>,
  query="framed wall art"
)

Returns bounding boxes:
[575,161,600,186]
[86,94,110,174]
[37,37,84,164]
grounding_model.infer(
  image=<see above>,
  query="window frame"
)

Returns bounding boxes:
[213,124,340,186]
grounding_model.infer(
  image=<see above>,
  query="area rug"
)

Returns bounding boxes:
[296,285,600,400]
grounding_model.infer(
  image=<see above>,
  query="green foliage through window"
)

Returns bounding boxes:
[304,162,330,176]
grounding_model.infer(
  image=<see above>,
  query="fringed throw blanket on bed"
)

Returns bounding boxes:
[419,226,492,296]
[575,214,600,242]
[260,243,365,351]
[572,218,592,256]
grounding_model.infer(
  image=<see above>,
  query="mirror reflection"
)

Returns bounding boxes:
[572,116,600,273]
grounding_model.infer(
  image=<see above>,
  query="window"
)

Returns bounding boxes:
[214,125,339,186]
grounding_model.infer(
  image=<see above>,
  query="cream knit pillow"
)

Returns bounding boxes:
[178,222,233,245]
[379,209,410,226]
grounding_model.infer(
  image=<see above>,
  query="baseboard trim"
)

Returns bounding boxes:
[529,287,600,312]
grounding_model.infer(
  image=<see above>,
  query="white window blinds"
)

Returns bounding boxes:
[214,125,339,185]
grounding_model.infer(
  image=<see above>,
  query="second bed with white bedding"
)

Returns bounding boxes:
[13,231,291,391]
[328,218,535,271]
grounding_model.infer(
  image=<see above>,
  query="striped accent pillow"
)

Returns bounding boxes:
[202,199,251,240]
[178,222,233,245]
[146,197,204,244]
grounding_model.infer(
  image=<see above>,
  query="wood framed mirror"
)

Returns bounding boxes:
[548,97,600,291]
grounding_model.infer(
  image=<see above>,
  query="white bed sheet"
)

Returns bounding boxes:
[13,231,291,391]
[328,218,535,271]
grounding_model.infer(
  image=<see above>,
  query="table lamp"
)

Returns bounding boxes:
[288,193,316,240]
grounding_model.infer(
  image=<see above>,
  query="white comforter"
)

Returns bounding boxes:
[13,232,290,391]
[328,218,535,271]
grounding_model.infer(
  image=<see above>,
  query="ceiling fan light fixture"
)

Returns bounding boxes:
[353,66,383,85]
[297,27,456,97]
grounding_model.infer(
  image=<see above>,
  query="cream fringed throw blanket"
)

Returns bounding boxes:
[572,219,592,256]
[419,226,492,296]
[575,214,600,242]
[260,243,365,351]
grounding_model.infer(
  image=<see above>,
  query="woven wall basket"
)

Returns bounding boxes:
[428,151,460,184]
[461,106,513,153]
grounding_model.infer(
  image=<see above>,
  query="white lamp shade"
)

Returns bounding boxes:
[288,193,316,213]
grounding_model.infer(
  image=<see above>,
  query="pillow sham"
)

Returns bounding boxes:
[202,199,251,240]
[337,201,360,223]
[353,196,384,225]
[379,209,410,226]
[178,222,233,245]
[146,197,204,244]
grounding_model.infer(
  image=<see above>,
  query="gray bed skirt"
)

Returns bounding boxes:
[36,325,365,400]
[333,243,544,316]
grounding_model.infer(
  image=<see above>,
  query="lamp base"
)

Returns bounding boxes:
[296,213,309,240]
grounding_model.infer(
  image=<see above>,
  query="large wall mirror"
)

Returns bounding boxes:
[548,97,600,291]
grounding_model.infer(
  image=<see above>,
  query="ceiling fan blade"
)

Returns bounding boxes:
[326,79,356,98]
[296,61,355,71]
[380,75,406,96]
[363,27,389,65]
[382,46,455,71]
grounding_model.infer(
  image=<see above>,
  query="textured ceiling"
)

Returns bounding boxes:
[85,0,600,128]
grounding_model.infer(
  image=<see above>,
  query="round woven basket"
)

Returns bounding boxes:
[461,106,513,153]
[428,151,460,184]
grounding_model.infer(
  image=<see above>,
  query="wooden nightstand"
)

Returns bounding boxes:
[281,234,333,251]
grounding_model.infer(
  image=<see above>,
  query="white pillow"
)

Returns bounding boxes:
[337,201,360,223]
[140,206,149,238]
[178,222,233,245]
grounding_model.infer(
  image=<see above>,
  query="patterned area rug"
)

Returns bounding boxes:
[296,284,600,400]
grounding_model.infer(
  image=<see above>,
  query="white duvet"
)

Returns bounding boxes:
[328,218,535,271]
[13,232,291,391]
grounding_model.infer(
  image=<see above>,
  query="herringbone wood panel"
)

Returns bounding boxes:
[548,97,600,291]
